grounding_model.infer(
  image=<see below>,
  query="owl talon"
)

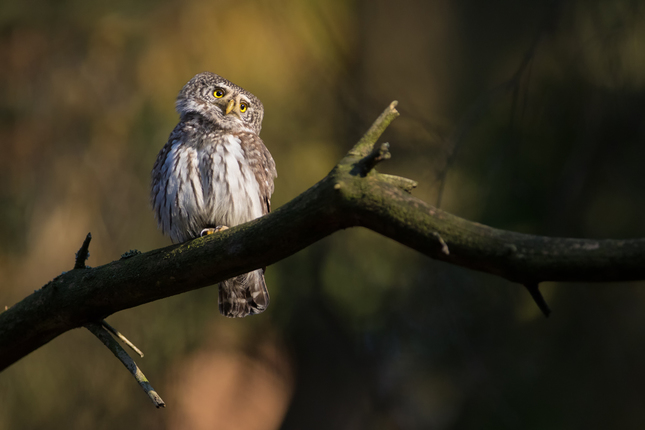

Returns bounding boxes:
[200,226,229,237]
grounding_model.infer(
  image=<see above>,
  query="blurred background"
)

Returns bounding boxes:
[2,0,645,428]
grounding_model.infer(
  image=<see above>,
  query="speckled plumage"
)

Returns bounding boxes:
[151,72,277,317]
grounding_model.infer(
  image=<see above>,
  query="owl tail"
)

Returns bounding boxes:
[218,269,270,318]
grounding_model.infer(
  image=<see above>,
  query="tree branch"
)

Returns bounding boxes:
[2,101,645,372]
[74,232,92,269]
[101,320,144,358]
[85,323,164,408]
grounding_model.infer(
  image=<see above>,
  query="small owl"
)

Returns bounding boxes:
[151,72,277,318]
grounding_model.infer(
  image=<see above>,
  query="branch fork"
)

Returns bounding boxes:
[73,234,164,407]
[2,99,645,400]
[351,142,392,177]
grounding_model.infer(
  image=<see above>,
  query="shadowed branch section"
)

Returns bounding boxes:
[1,101,645,374]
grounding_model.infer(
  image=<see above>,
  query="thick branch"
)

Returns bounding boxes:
[2,101,645,371]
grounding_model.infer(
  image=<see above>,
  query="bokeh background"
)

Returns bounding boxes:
[2,0,645,428]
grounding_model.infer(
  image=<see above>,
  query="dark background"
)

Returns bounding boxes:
[2,0,645,429]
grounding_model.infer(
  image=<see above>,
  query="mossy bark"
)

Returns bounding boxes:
[1,101,644,371]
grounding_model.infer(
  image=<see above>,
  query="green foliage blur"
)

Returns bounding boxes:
[2,0,645,429]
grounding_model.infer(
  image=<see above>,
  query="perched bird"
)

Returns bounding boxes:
[151,72,277,318]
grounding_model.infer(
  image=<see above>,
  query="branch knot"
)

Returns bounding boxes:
[351,142,391,177]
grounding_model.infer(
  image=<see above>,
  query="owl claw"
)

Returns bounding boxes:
[200,226,229,237]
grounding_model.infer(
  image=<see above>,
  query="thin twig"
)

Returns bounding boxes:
[101,320,144,358]
[74,233,92,270]
[379,174,418,193]
[349,101,400,158]
[523,283,551,318]
[85,322,165,408]
[432,232,450,255]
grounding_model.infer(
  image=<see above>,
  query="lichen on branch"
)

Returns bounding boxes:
[1,101,645,374]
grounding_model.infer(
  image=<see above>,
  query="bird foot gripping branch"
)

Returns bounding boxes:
[200,226,229,236]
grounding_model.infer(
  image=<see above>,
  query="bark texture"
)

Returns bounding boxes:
[1,102,644,371]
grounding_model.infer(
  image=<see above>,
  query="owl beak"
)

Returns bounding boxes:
[225,99,235,115]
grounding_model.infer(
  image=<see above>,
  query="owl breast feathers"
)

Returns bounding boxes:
[151,72,277,318]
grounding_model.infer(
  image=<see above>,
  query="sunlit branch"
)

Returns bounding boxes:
[1,101,645,378]
[101,320,144,358]
[85,323,164,408]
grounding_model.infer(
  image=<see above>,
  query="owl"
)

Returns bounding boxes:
[151,72,277,318]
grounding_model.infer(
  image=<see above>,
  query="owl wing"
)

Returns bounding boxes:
[238,132,277,215]
[151,123,189,209]
[150,125,183,232]
[151,121,205,242]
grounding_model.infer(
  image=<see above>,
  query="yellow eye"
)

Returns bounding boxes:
[214,89,224,98]
[240,102,248,113]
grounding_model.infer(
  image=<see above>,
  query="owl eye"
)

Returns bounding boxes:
[240,102,248,113]
[214,89,225,98]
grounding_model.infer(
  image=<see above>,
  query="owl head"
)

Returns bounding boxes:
[176,72,264,134]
